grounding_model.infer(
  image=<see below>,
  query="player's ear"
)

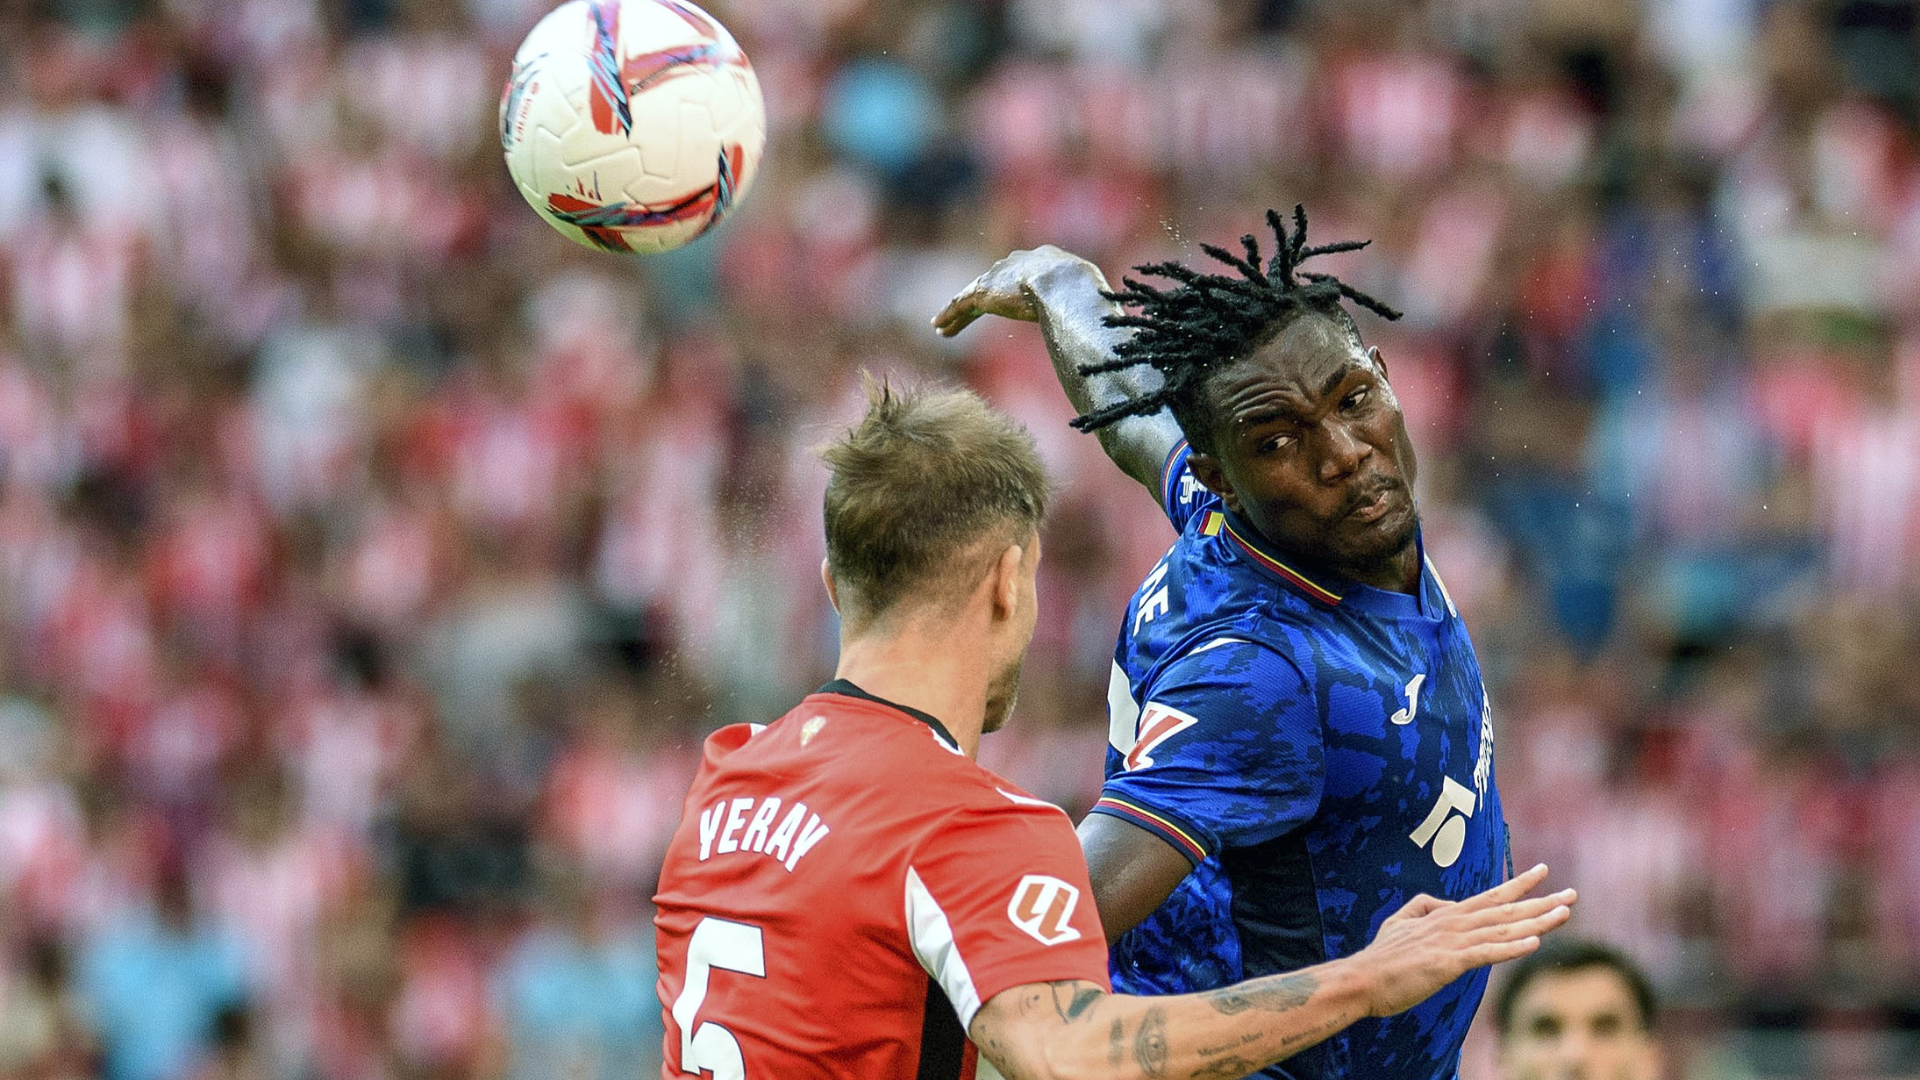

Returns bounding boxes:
[1187,452,1241,515]
[1367,344,1388,381]
[989,543,1024,621]
[821,558,841,614]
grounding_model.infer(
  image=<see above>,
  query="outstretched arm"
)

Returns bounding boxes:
[934,247,1184,492]
[971,864,1576,1080]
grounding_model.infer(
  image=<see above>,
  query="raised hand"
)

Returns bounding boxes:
[1357,863,1576,1018]
[931,245,1182,491]
[932,245,1102,337]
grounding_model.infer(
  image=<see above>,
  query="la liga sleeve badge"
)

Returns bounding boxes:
[1007,875,1083,945]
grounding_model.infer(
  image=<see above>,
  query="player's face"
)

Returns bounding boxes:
[1500,968,1661,1080]
[1193,315,1419,581]
[983,534,1041,734]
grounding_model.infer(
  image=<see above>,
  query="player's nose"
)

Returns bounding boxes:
[1315,418,1372,483]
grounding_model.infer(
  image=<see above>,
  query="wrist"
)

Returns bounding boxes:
[1024,253,1110,302]
[1316,954,1384,1020]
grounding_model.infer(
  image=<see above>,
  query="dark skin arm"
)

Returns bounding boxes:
[1077,813,1196,944]
[935,246,1184,492]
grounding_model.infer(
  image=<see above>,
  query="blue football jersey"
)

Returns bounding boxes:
[1090,443,1509,1080]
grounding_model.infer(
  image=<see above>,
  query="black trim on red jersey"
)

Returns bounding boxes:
[818,679,960,752]
[915,976,967,1080]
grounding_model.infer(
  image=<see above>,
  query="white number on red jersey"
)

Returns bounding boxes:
[672,917,766,1078]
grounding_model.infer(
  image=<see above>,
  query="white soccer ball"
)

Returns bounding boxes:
[500,0,765,254]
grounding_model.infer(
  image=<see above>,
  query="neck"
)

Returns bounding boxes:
[1260,526,1420,595]
[1347,542,1420,594]
[833,616,990,758]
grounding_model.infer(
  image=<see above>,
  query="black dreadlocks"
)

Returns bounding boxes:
[1074,206,1402,453]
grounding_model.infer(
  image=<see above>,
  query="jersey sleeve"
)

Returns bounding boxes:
[1092,639,1322,866]
[1158,440,1221,533]
[904,798,1112,1031]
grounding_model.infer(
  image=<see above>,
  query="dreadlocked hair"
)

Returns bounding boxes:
[1076,205,1403,453]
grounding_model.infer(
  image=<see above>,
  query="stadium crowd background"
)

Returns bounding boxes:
[0,0,1916,1077]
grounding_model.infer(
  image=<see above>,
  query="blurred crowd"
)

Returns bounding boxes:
[0,0,1916,1077]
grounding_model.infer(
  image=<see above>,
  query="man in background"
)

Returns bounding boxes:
[1494,938,1663,1080]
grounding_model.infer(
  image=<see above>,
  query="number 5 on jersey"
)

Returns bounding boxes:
[673,917,766,1079]
[1409,776,1475,868]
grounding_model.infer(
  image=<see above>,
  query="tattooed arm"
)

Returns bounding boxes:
[971,970,1361,1080]
[969,865,1575,1080]
[934,247,1184,492]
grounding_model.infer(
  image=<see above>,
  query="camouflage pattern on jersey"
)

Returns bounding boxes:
[1091,443,1509,1080]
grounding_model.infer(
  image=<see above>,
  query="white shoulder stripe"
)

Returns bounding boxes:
[1189,636,1251,655]
[1107,660,1141,755]
[1424,556,1459,618]
[997,788,1067,814]
[904,866,984,1029]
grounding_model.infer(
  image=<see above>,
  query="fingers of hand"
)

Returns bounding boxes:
[1470,936,1544,967]
[1467,903,1572,946]
[1459,889,1576,930]
[1459,863,1550,911]
[932,291,982,336]
[933,309,978,337]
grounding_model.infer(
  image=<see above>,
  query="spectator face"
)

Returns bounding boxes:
[1499,966,1662,1080]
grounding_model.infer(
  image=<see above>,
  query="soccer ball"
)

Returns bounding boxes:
[500,0,765,254]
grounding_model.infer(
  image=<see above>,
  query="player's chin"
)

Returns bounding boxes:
[1335,500,1419,564]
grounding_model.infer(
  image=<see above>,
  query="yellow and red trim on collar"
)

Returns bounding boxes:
[1216,516,1344,606]
[1093,796,1209,865]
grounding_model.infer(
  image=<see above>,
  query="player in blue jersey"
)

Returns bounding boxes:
[936,207,1511,1080]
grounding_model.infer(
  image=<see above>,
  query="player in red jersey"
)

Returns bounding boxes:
[654,380,1575,1080]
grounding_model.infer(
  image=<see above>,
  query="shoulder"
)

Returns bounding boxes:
[955,768,1079,825]
[1142,637,1316,718]
[901,767,1085,902]
[1114,638,1319,765]
[791,696,1067,812]
[1132,639,1319,744]
[694,698,986,813]
[1159,632,1305,681]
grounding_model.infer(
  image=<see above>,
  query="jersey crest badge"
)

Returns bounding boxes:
[800,716,826,746]
[1007,875,1082,945]
[1125,702,1199,771]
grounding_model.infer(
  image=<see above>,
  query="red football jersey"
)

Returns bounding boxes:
[654,682,1111,1079]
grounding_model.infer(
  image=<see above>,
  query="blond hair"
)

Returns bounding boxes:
[821,378,1048,627]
